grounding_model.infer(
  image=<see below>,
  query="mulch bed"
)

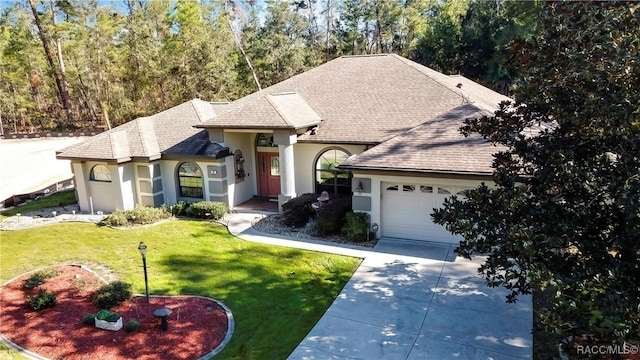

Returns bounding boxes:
[0,265,229,360]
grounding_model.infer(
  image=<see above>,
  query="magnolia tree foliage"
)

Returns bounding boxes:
[433,2,640,344]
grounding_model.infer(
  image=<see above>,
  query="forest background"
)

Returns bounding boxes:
[0,0,542,133]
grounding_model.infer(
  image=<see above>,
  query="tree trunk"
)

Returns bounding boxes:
[27,0,74,127]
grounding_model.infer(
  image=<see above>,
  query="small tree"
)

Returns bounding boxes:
[433,2,640,346]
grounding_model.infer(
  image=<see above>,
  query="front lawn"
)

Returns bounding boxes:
[0,220,361,359]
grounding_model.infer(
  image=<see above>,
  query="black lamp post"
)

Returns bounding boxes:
[138,241,150,302]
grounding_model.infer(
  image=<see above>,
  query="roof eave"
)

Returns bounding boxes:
[55,155,132,164]
[338,164,493,177]
[161,150,230,161]
[194,124,296,130]
[297,139,378,145]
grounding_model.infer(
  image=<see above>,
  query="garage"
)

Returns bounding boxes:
[381,182,468,243]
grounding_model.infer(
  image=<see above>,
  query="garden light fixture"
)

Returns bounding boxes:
[138,242,150,302]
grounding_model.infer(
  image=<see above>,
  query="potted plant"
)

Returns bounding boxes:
[94,309,123,331]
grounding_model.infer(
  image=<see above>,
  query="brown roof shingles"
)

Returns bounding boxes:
[57,99,221,162]
[200,54,470,144]
[58,54,508,175]
[340,104,502,175]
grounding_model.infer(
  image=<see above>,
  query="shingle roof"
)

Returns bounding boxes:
[340,104,502,175]
[200,92,322,129]
[57,99,225,162]
[200,54,489,144]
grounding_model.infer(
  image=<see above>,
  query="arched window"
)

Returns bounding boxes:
[177,162,203,199]
[90,165,112,182]
[255,133,276,147]
[315,148,352,194]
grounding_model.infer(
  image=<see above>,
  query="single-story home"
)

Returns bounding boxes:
[57,54,508,243]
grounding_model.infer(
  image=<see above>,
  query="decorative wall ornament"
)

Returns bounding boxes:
[234,150,246,182]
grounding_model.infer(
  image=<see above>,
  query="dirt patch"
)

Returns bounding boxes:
[0,265,230,360]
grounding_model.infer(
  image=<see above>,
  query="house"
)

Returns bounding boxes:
[56,54,508,243]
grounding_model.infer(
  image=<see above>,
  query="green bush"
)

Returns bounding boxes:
[96,309,111,321]
[95,309,121,322]
[282,193,318,227]
[82,313,96,326]
[342,212,370,242]
[124,319,140,333]
[27,290,57,311]
[187,201,228,219]
[23,269,60,290]
[100,206,171,227]
[171,201,191,216]
[105,312,121,322]
[315,196,352,237]
[92,281,132,309]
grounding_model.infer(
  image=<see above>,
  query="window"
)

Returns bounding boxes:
[438,188,451,194]
[255,133,276,147]
[177,162,203,199]
[386,185,399,191]
[90,165,111,182]
[271,157,280,176]
[420,185,433,193]
[402,185,415,192]
[315,148,351,194]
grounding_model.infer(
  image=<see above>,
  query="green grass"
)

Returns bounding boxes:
[0,190,77,217]
[0,220,361,359]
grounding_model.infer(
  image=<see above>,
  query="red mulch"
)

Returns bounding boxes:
[0,265,229,360]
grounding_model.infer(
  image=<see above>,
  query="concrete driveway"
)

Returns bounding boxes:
[289,238,532,359]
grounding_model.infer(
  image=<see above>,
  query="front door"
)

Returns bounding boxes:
[258,152,281,196]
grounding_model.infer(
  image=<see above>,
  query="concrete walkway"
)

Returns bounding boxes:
[226,212,533,360]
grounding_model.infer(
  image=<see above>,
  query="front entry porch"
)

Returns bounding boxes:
[234,196,279,212]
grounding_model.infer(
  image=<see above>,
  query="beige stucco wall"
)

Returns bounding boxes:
[159,159,227,206]
[79,162,120,212]
[117,163,136,210]
[293,143,366,195]
[224,132,257,208]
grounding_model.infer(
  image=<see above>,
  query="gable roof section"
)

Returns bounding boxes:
[200,54,480,144]
[199,92,322,130]
[340,104,501,175]
[57,99,223,162]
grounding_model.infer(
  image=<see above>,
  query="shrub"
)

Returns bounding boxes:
[303,218,317,235]
[105,312,121,322]
[187,201,228,219]
[99,210,128,226]
[82,314,96,326]
[282,193,317,226]
[96,309,111,321]
[92,281,132,309]
[27,290,57,311]
[315,196,352,237]
[100,206,171,227]
[23,269,60,290]
[171,201,191,216]
[124,319,140,333]
[342,212,370,242]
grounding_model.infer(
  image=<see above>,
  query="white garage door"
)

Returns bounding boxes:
[381,182,468,243]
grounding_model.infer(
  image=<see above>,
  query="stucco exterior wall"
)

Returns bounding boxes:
[224,132,256,207]
[116,164,136,210]
[83,162,119,212]
[159,159,227,206]
[71,162,89,212]
[293,143,366,195]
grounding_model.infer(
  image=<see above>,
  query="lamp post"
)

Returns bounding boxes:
[138,242,150,302]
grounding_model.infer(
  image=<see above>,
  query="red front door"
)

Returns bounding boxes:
[258,152,281,196]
